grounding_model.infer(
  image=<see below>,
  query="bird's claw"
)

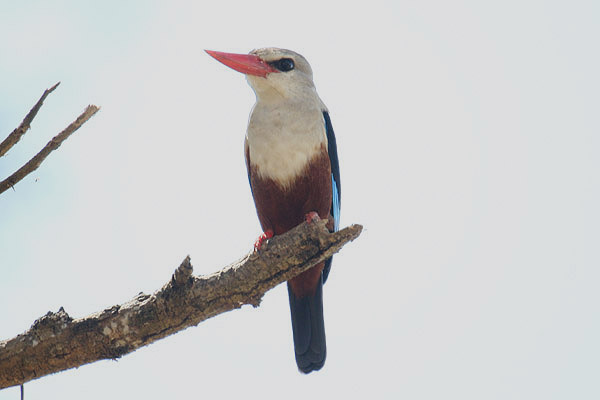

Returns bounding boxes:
[305,211,320,223]
[254,229,274,251]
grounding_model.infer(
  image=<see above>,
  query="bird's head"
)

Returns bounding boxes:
[206,47,316,102]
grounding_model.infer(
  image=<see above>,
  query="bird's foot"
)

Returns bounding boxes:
[305,211,320,223]
[254,229,274,251]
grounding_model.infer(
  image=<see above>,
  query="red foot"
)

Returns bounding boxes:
[305,211,320,223]
[254,229,274,251]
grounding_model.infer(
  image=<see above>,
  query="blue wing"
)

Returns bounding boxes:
[322,111,340,283]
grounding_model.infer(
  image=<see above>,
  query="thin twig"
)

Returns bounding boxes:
[0,82,60,157]
[0,105,100,195]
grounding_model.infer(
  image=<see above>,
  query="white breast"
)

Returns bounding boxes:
[247,101,327,187]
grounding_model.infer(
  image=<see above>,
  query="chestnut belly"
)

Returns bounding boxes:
[250,149,332,235]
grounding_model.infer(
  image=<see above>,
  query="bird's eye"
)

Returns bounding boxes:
[269,58,295,72]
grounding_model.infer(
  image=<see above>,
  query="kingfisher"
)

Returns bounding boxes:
[206,48,341,373]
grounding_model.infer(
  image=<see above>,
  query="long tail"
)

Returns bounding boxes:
[287,273,326,373]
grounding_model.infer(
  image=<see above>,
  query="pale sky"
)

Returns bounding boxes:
[1,1,599,399]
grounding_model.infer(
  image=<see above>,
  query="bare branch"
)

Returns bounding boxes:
[0,221,363,389]
[0,104,100,195]
[0,82,60,157]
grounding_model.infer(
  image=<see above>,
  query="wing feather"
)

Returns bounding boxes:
[322,111,340,283]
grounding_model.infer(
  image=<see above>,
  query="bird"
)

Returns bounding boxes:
[206,48,341,373]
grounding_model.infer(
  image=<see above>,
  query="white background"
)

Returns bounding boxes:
[1,1,599,399]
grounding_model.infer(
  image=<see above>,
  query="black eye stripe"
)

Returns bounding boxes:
[268,58,295,72]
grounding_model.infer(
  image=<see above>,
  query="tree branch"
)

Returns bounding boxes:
[0,220,362,389]
[0,104,99,195]
[0,82,60,158]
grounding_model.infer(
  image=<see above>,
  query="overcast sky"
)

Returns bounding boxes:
[1,1,599,399]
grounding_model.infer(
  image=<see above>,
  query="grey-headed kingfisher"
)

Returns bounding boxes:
[206,48,341,373]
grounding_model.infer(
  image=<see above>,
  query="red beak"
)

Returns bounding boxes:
[205,50,277,78]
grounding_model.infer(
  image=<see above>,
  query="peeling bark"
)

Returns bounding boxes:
[0,221,362,389]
